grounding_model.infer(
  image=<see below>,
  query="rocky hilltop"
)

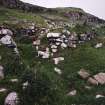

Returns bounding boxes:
[0,0,105,25]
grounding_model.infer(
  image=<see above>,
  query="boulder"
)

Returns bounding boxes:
[0,35,12,45]
[94,73,105,85]
[4,92,19,105]
[78,69,90,79]
[88,77,98,85]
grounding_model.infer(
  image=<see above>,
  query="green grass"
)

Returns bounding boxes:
[1,36,105,104]
[0,6,105,105]
[0,7,46,27]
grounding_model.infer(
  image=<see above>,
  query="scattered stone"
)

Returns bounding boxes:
[95,43,103,48]
[96,94,105,99]
[78,69,90,79]
[0,65,4,80]
[85,86,92,90]
[67,90,77,96]
[54,67,62,75]
[23,81,29,89]
[0,88,7,93]
[88,77,98,85]
[4,92,19,105]
[10,79,19,83]
[53,57,64,65]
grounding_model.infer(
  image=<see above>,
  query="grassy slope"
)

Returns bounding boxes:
[1,36,105,104]
[0,7,46,27]
[0,7,105,105]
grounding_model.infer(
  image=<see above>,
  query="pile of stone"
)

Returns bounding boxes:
[0,26,19,55]
[47,32,77,52]
[78,69,105,85]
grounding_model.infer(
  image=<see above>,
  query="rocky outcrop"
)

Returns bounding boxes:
[0,0,105,25]
[64,11,105,24]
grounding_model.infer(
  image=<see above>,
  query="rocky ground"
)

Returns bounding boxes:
[0,1,105,105]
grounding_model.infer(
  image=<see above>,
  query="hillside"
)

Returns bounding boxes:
[0,0,105,27]
[0,0,105,105]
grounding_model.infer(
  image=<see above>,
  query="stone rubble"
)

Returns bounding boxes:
[0,26,19,55]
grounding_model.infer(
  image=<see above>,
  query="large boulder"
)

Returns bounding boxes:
[4,92,19,105]
[94,73,105,85]
[88,77,98,85]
